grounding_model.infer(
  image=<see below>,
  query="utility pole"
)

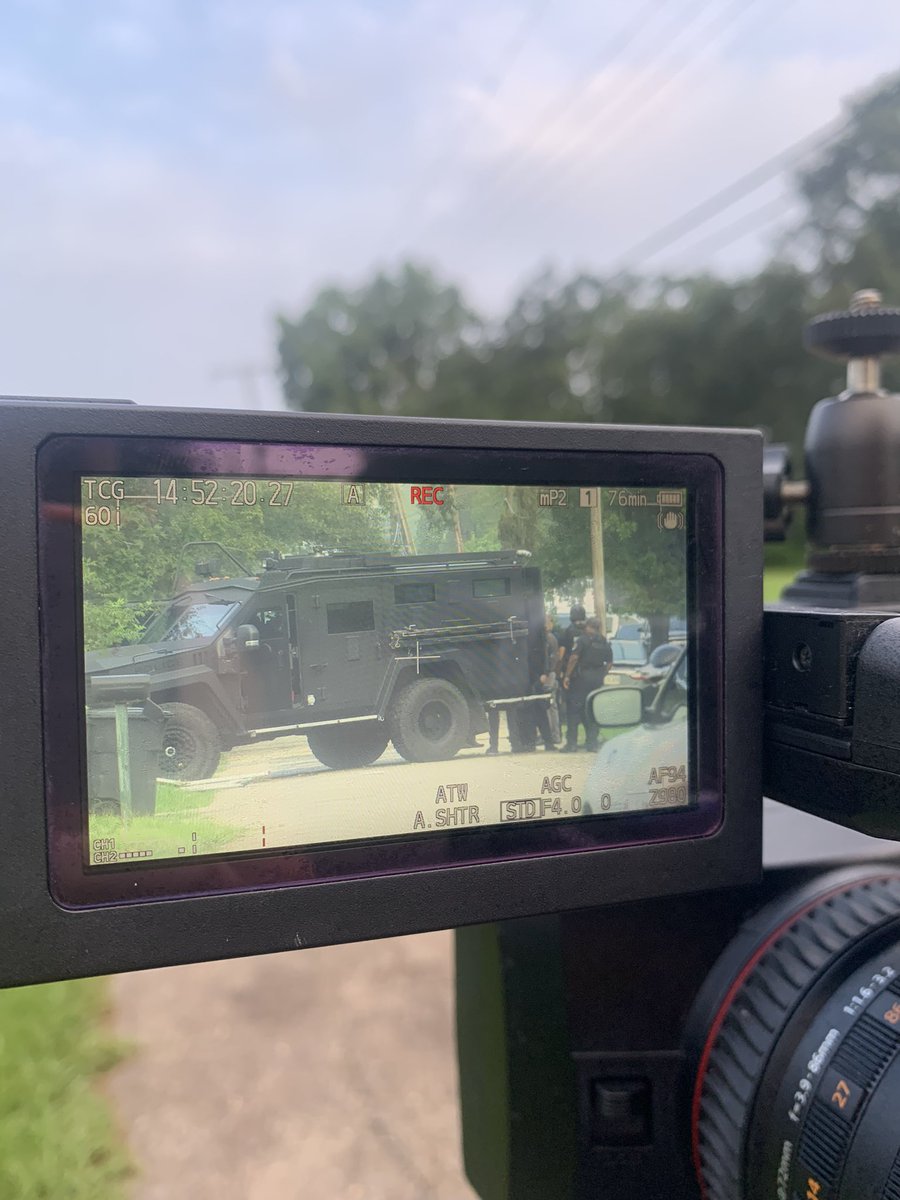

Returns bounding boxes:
[589,498,606,636]
[210,363,276,410]
[448,485,465,553]
[392,484,416,554]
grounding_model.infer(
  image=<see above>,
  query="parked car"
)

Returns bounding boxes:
[613,641,683,704]
[606,638,649,685]
[583,649,688,814]
[611,619,649,647]
[668,617,687,644]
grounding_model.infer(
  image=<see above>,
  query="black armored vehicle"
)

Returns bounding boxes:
[86,549,547,779]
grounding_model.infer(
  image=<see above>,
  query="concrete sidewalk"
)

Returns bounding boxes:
[107,931,478,1200]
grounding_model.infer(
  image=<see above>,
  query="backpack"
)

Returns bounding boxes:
[578,635,611,674]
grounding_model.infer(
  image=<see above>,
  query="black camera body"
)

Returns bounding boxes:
[458,853,900,1200]
[457,290,900,1200]
[0,401,759,986]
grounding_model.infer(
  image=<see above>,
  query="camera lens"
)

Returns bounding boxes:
[690,866,900,1200]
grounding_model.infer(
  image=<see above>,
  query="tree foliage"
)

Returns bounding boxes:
[82,482,393,650]
[797,73,900,285]
[274,71,900,612]
[277,263,480,416]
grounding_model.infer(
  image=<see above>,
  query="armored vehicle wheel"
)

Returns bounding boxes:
[160,703,221,781]
[306,724,390,769]
[390,677,470,762]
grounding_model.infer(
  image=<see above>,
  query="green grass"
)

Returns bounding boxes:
[90,782,242,861]
[764,564,798,603]
[90,812,242,860]
[763,533,805,603]
[0,785,243,1200]
[155,781,210,814]
[0,977,131,1200]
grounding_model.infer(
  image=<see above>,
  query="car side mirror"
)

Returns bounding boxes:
[237,623,260,650]
[590,686,642,729]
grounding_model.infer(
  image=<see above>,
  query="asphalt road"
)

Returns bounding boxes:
[108,931,477,1200]
[203,736,599,856]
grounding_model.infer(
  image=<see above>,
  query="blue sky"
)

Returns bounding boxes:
[2,0,900,408]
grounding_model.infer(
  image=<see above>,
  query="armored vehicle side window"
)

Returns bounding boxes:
[394,582,436,604]
[251,608,285,638]
[472,577,510,598]
[326,600,376,635]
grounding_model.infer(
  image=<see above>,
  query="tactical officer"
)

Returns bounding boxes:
[518,614,559,751]
[561,616,612,752]
[557,603,586,671]
[543,613,561,745]
[558,604,587,750]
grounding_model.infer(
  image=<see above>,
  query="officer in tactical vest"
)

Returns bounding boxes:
[561,616,613,752]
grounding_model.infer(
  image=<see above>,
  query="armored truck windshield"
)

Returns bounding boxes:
[140,599,240,643]
[141,597,241,643]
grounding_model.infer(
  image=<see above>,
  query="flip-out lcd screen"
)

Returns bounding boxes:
[34,431,732,911]
[79,470,690,871]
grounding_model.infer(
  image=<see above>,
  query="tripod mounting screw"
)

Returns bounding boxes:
[804,288,900,362]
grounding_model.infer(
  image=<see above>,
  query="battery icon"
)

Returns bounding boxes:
[657,490,683,506]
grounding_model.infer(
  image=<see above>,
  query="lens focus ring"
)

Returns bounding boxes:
[693,871,900,1200]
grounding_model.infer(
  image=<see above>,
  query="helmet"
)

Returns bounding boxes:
[569,604,586,623]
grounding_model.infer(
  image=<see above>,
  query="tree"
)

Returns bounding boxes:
[426,270,637,426]
[277,262,482,416]
[602,503,686,626]
[81,481,393,650]
[796,71,900,289]
[597,267,838,463]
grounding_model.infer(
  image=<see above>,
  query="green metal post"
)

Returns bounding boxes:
[114,702,133,823]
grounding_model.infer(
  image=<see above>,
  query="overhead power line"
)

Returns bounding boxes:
[504,0,761,226]
[673,191,798,261]
[471,0,673,204]
[393,0,671,251]
[210,364,278,410]
[481,0,554,95]
[506,0,730,206]
[611,118,842,269]
[467,0,760,250]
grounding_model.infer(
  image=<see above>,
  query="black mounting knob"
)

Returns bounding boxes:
[805,290,900,361]
[802,289,900,572]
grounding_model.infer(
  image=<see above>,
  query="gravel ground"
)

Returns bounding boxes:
[107,931,478,1200]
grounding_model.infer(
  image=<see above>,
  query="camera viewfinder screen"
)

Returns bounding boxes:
[79,472,690,872]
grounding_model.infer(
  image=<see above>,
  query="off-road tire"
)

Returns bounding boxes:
[306,723,390,769]
[159,702,221,781]
[389,677,470,762]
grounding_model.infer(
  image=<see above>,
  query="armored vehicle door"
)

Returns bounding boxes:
[238,598,293,723]
[294,583,383,715]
